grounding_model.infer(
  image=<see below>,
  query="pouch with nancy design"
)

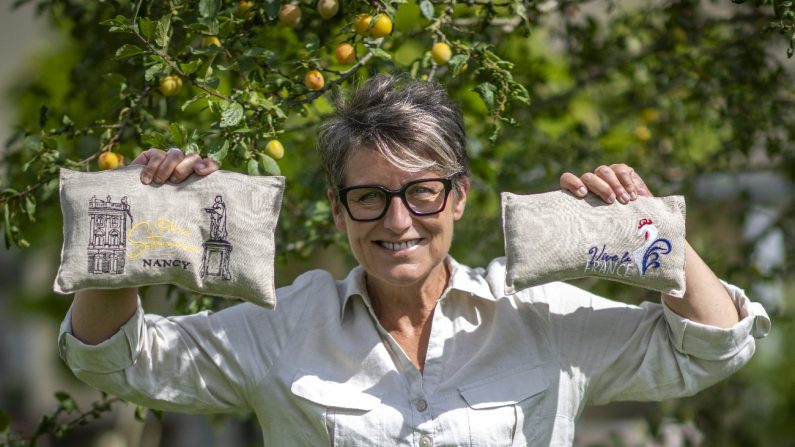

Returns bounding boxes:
[54,165,284,307]
[501,190,686,297]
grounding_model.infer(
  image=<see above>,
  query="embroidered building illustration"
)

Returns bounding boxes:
[87,195,132,274]
[200,195,232,280]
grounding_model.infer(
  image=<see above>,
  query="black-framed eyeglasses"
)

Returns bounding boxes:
[337,177,454,222]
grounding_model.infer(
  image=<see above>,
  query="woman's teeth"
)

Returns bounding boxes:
[380,240,420,251]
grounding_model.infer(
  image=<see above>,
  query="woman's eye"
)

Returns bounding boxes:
[409,186,437,198]
[354,191,381,203]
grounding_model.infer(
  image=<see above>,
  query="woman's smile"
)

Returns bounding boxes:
[376,238,424,252]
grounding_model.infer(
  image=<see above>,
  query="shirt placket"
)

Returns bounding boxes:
[360,295,443,447]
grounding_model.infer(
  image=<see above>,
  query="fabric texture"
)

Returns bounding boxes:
[58,257,770,446]
[502,190,687,297]
[54,165,284,307]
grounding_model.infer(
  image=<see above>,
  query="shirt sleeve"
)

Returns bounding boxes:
[57,279,314,414]
[58,299,255,414]
[536,280,770,406]
[662,280,771,360]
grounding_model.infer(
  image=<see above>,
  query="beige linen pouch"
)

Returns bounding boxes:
[501,190,686,297]
[54,165,285,307]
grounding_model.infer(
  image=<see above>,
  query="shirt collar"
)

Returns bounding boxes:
[338,256,496,320]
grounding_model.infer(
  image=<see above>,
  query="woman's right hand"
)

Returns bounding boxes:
[132,148,220,185]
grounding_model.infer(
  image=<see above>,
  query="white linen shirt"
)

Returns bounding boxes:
[59,257,771,446]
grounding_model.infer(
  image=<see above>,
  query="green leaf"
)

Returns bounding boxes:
[205,76,221,88]
[24,195,36,222]
[199,0,220,18]
[181,95,206,111]
[142,132,169,149]
[369,47,392,60]
[144,63,164,82]
[242,47,276,60]
[449,54,469,72]
[155,15,171,49]
[134,405,147,422]
[510,84,530,105]
[247,158,260,175]
[258,153,281,175]
[420,0,434,20]
[115,44,146,60]
[208,140,229,162]
[138,17,155,39]
[169,123,186,147]
[474,82,497,112]
[4,204,12,249]
[305,34,321,52]
[55,391,77,413]
[23,135,41,151]
[0,409,10,433]
[220,102,245,128]
[101,15,131,33]
[180,60,201,75]
[263,0,281,20]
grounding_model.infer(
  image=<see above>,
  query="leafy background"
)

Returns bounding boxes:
[0,0,792,445]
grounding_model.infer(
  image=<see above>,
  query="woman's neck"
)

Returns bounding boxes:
[365,262,450,373]
[366,261,449,325]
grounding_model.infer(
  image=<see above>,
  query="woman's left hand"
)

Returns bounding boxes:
[560,164,653,204]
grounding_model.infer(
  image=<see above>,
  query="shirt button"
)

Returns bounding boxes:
[419,435,433,447]
[415,399,428,412]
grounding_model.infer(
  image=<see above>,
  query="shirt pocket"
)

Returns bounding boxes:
[290,372,383,446]
[458,365,549,446]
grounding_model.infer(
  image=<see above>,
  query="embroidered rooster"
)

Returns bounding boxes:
[632,218,672,275]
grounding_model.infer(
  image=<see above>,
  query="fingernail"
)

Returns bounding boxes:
[196,162,206,170]
[169,176,177,183]
[141,174,151,185]
[620,193,630,203]
[630,191,638,200]
[606,195,614,204]
[577,187,588,197]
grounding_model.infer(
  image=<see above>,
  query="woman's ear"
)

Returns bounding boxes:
[327,189,347,234]
[452,177,470,221]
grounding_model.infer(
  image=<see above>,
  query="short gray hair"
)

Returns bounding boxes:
[317,74,469,195]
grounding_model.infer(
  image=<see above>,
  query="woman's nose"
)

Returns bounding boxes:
[382,195,413,231]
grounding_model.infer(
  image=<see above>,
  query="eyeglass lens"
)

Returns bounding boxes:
[344,180,448,220]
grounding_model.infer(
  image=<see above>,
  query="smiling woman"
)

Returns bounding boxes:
[58,74,770,446]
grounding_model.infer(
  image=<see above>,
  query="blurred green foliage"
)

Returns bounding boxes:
[0,0,793,445]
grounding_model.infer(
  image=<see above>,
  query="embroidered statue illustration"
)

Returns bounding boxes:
[200,195,233,280]
[632,218,672,274]
[87,195,132,274]
[206,195,228,241]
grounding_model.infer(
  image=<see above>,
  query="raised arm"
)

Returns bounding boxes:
[559,163,739,328]
[69,148,219,344]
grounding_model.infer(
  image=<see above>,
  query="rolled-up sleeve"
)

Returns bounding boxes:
[57,299,257,414]
[59,302,144,374]
[543,280,771,406]
[663,281,771,360]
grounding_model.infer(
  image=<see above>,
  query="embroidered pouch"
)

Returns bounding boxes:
[501,190,686,297]
[54,165,285,307]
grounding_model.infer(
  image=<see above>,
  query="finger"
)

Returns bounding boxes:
[560,172,589,197]
[152,147,185,184]
[579,172,615,204]
[193,157,221,176]
[169,153,203,183]
[138,149,167,184]
[609,163,638,201]
[631,171,654,197]
[594,165,631,204]
[132,148,159,166]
